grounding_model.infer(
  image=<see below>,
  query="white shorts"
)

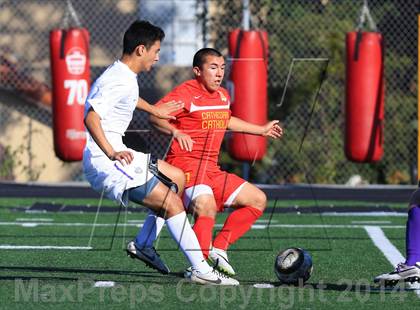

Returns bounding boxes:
[83,148,154,206]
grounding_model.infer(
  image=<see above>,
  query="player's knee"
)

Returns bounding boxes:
[174,167,186,193]
[162,191,185,218]
[192,196,217,218]
[253,190,267,211]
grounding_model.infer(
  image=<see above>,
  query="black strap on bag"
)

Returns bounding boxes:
[59,30,67,59]
[148,155,179,193]
[353,30,363,61]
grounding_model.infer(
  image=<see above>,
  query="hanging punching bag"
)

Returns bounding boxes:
[50,28,89,161]
[345,31,384,162]
[228,29,268,161]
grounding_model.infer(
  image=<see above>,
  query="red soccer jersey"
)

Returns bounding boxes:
[156,79,231,171]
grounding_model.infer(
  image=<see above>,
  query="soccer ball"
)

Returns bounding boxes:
[274,247,313,285]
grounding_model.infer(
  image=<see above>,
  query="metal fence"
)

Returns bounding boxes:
[0,0,417,185]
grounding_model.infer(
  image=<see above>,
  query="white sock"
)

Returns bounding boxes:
[213,247,227,255]
[166,212,212,274]
[135,211,165,248]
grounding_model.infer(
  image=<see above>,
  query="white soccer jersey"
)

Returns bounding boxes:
[83,60,153,205]
[84,60,138,155]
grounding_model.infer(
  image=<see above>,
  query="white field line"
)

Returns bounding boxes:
[364,226,405,265]
[0,245,92,250]
[21,223,39,227]
[364,226,420,297]
[0,222,406,229]
[352,221,391,224]
[0,222,143,227]
[16,218,53,222]
[322,212,406,217]
[264,224,404,229]
[256,219,278,223]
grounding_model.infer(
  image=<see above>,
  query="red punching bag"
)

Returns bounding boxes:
[50,28,89,161]
[345,31,384,162]
[228,29,268,161]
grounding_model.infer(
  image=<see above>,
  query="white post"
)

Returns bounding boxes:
[242,0,250,30]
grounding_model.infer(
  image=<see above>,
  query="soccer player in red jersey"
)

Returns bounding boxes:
[134,48,283,276]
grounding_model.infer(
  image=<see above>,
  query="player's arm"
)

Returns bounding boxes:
[84,107,134,164]
[150,114,195,152]
[228,116,283,139]
[136,97,183,120]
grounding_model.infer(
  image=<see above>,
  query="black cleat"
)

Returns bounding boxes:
[126,241,170,274]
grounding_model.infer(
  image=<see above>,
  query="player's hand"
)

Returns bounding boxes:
[109,150,134,166]
[173,130,195,152]
[262,120,283,139]
[153,101,184,120]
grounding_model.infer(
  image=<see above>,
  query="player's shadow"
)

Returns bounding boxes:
[0,265,181,283]
[0,275,178,286]
[309,282,413,294]
[0,275,79,282]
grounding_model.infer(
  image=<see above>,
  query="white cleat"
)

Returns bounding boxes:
[208,247,235,276]
[374,262,420,286]
[190,268,239,286]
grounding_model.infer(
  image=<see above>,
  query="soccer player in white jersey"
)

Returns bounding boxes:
[83,20,238,285]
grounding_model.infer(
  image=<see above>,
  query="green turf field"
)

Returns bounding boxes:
[0,197,418,309]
